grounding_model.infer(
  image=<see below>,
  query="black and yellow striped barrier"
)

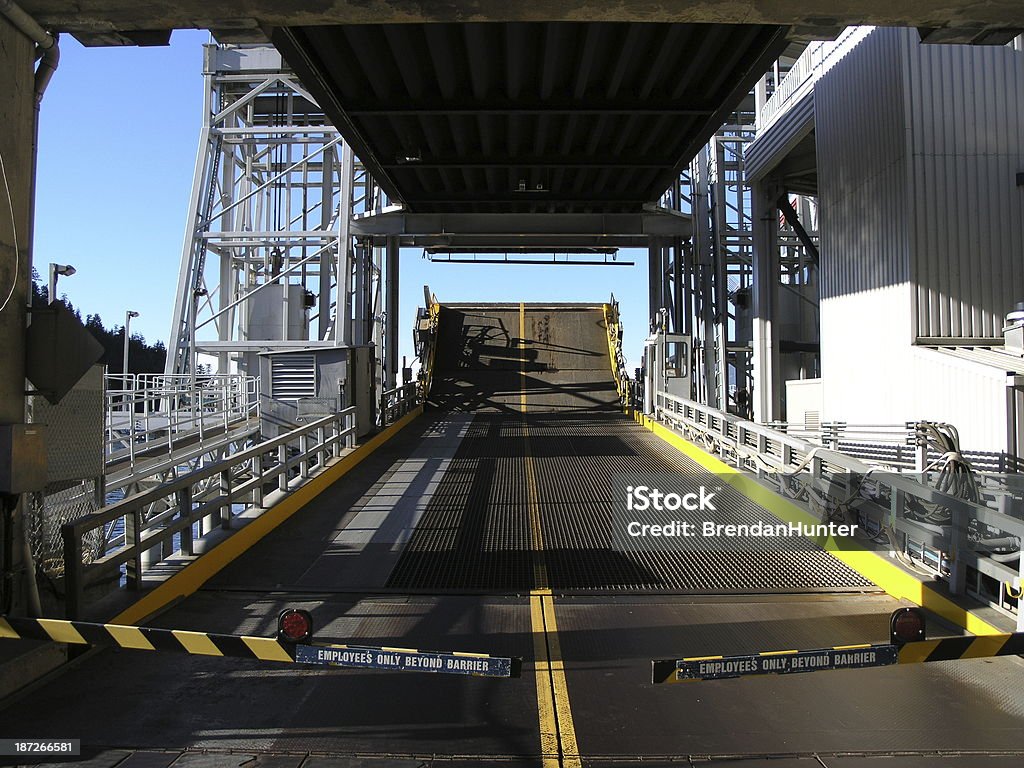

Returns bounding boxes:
[0,616,522,679]
[652,632,1024,684]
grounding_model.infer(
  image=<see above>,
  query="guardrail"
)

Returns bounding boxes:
[63,409,356,619]
[604,297,632,406]
[756,27,875,134]
[105,374,259,465]
[654,391,1023,621]
[379,382,420,426]
[765,421,919,467]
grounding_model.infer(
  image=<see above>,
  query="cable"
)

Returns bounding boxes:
[0,147,19,314]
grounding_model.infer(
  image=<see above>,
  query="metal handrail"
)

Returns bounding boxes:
[756,27,875,134]
[380,382,420,426]
[654,391,1023,618]
[104,374,259,466]
[62,408,356,618]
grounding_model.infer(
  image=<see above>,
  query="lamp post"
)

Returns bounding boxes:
[47,263,75,304]
[123,310,139,401]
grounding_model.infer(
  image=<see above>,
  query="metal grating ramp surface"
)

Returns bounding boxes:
[386,412,874,593]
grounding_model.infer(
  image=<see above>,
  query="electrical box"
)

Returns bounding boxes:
[245,283,309,341]
[348,345,377,437]
[0,424,48,494]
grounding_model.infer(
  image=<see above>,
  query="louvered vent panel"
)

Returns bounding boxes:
[271,354,316,401]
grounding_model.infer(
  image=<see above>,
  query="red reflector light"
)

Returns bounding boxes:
[890,607,926,645]
[278,609,313,644]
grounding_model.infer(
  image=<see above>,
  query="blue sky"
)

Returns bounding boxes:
[35,31,653,370]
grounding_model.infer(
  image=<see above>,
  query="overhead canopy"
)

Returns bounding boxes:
[273,22,789,213]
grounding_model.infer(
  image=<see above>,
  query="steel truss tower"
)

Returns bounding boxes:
[166,45,396,389]
[654,114,818,419]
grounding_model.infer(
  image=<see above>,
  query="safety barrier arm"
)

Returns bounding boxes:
[652,632,1024,684]
[379,382,420,427]
[62,409,357,619]
[0,615,522,679]
[653,390,1024,604]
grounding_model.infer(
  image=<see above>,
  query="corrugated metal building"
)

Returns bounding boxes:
[785,28,1024,458]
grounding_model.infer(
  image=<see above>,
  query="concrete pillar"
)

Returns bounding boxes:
[0,17,33,425]
[752,178,782,423]
[0,17,38,615]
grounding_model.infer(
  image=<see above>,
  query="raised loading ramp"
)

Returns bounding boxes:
[429,303,620,412]
[410,301,870,592]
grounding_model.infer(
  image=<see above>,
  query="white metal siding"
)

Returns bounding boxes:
[816,27,911,302]
[905,37,1024,339]
[746,91,814,182]
[816,30,915,443]
[814,28,1019,456]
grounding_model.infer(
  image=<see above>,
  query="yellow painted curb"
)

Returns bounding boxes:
[113,406,424,625]
[635,411,1002,636]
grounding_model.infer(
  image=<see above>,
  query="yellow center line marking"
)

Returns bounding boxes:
[531,593,560,768]
[519,301,528,413]
[525,431,548,590]
[530,590,582,768]
[542,593,581,768]
[520,300,548,591]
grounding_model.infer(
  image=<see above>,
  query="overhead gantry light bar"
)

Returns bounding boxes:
[423,246,631,266]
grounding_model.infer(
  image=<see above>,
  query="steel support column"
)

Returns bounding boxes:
[336,143,354,346]
[353,241,369,346]
[647,237,665,331]
[752,178,782,422]
[671,240,684,335]
[384,235,399,389]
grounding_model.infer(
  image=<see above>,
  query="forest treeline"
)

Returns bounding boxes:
[31,268,168,376]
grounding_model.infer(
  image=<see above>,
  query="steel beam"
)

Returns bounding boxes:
[350,210,692,248]
[384,237,399,389]
[752,179,782,422]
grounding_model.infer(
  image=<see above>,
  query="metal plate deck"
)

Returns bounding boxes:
[386,413,873,593]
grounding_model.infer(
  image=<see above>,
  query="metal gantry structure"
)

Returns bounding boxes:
[165,45,398,394]
[649,101,819,421]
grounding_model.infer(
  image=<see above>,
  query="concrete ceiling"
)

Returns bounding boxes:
[16,1,1024,47]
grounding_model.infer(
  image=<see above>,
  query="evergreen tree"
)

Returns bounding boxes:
[30,270,167,374]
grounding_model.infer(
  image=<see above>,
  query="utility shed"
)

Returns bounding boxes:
[814,27,1024,459]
